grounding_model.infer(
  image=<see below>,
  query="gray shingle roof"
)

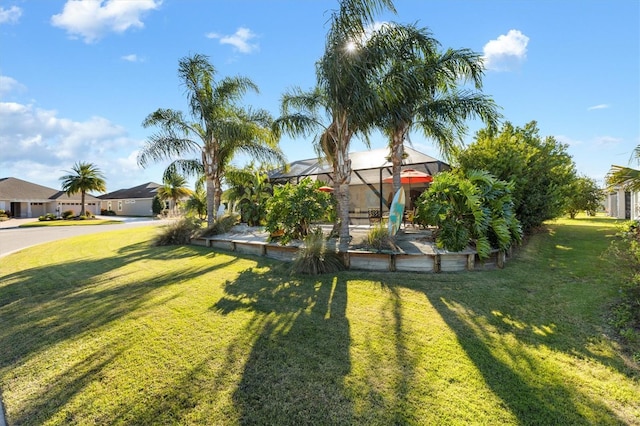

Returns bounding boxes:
[98,182,161,200]
[0,177,101,202]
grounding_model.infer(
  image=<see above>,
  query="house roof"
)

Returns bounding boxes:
[99,182,161,200]
[0,177,101,202]
[268,146,450,185]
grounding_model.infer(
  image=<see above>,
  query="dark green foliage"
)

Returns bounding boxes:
[224,166,272,226]
[291,227,345,275]
[605,220,640,362]
[566,176,605,218]
[152,195,163,215]
[415,170,522,258]
[38,213,57,221]
[265,178,333,245]
[62,210,74,219]
[456,121,576,233]
[100,209,117,216]
[154,217,203,246]
[199,213,241,237]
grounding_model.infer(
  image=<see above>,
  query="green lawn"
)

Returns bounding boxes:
[0,217,638,425]
[19,219,123,227]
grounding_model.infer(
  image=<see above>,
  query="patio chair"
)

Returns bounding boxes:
[403,208,416,228]
[368,208,381,226]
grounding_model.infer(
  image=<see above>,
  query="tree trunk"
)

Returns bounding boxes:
[391,129,406,195]
[80,191,86,217]
[335,146,352,253]
[203,146,218,227]
[206,178,215,227]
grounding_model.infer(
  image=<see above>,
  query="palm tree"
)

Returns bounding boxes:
[274,0,397,253]
[185,177,207,220]
[369,23,501,195]
[138,54,285,227]
[157,173,193,215]
[59,162,106,217]
[607,145,640,192]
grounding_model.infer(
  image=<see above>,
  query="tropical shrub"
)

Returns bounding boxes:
[605,220,640,362]
[199,213,240,237]
[456,121,576,233]
[154,217,203,246]
[101,209,117,216]
[62,210,74,219]
[224,165,273,226]
[415,170,522,259]
[0,209,7,218]
[265,178,333,245]
[291,227,344,275]
[152,195,163,215]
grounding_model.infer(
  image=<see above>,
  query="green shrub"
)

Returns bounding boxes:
[265,178,333,245]
[154,217,203,246]
[605,220,640,362]
[291,227,345,275]
[101,209,117,216]
[38,213,57,221]
[199,213,240,237]
[365,223,397,252]
[0,209,7,217]
[416,170,522,259]
[62,210,74,219]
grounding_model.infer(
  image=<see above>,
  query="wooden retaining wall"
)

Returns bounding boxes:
[192,236,506,273]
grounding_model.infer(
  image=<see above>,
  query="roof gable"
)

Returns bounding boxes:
[99,182,161,200]
[0,177,102,201]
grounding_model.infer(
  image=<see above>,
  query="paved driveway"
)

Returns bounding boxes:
[0,217,168,258]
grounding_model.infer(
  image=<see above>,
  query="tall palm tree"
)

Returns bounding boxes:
[370,23,501,195]
[59,162,106,217]
[274,0,397,253]
[138,54,285,227]
[607,145,640,192]
[157,173,193,215]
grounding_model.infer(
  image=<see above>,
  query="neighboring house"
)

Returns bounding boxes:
[605,165,639,220]
[98,182,163,217]
[0,177,102,218]
[269,146,450,224]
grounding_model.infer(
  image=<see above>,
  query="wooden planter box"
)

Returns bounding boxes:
[265,244,299,262]
[348,251,392,271]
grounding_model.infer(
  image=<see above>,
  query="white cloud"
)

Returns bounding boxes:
[594,135,622,145]
[555,135,583,147]
[0,75,26,96]
[121,53,143,62]
[207,27,259,54]
[588,104,610,111]
[0,5,22,24]
[51,0,161,43]
[482,29,529,71]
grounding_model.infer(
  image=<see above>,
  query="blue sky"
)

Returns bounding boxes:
[1,0,638,193]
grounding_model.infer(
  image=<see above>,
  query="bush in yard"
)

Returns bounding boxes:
[101,209,117,216]
[456,121,576,233]
[415,170,522,259]
[265,178,333,245]
[565,175,604,218]
[154,217,203,246]
[38,213,57,221]
[291,227,344,275]
[605,220,640,362]
[199,213,240,237]
[62,210,74,219]
[152,195,164,215]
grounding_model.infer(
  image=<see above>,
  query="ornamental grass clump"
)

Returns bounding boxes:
[199,213,240,237]
[291,227,344,275]
[154,216,203,246]
[366,223,397,252]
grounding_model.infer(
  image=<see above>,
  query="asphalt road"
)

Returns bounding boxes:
[0,217,168,259]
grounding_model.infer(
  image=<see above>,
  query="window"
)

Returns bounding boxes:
[118,201,123,211]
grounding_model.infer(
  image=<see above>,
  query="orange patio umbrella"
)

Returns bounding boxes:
[383,169,433,209]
